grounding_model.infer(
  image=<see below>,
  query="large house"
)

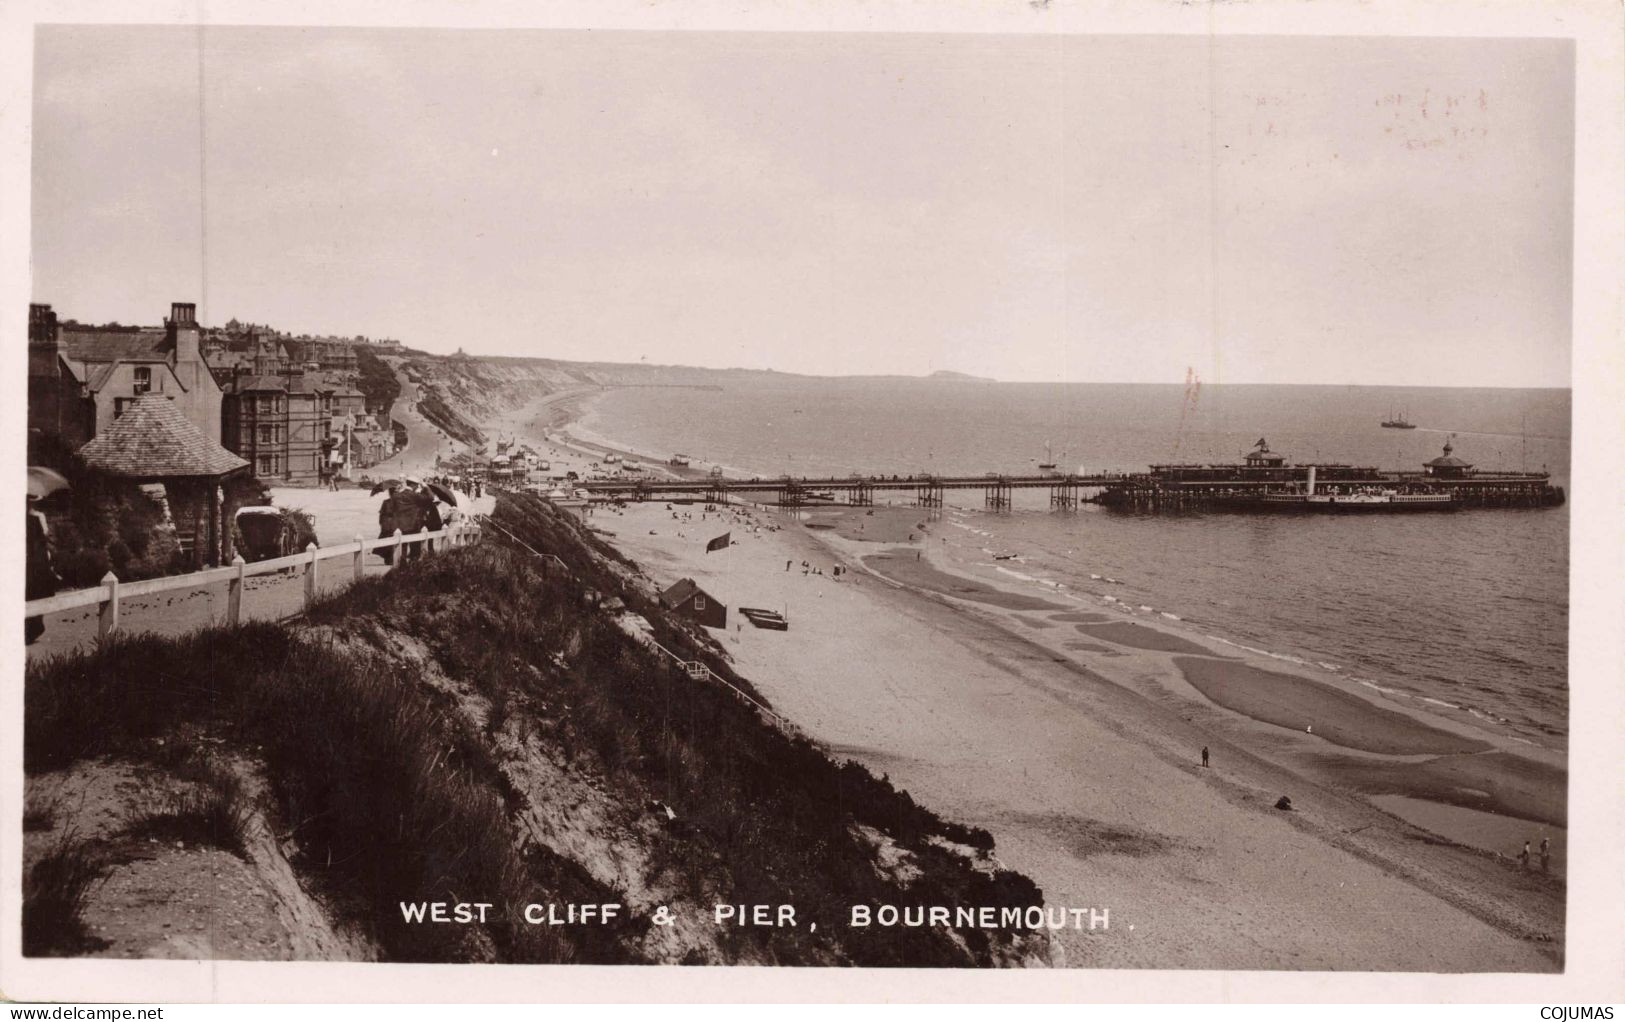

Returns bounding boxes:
[29,301,224,451]
[221,366,345,484]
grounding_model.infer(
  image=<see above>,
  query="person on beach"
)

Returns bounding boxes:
[1540,837,1551,872]
[1518,841,1531,869]
[1201,746,1209,768]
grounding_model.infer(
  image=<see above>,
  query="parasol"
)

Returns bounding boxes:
[27,466,70,500]
[425,482,460,507]
[369,478,405,496]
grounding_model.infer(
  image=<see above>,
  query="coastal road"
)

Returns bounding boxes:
[371,365,477,478]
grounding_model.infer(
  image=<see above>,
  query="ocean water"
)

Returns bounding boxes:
[580,380,1570,750]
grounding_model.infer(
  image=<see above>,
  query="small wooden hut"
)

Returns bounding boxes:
[659,577,727,629]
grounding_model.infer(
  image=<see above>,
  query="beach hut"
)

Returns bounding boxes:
[76,394,250,568]
[659,577,727,629]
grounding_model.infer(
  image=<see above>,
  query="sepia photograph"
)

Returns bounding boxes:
[3,0,1622,1005]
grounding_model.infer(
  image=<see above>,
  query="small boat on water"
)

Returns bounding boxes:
[1037,441,1058,473]
[1381,410,1417,429]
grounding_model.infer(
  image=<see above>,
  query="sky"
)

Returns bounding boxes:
[30,27,1574,386]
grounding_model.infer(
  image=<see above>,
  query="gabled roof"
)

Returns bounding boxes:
[83,360,187,396]
[77,395,248,478]
[659,577,711,608]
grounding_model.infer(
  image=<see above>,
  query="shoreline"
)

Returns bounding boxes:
[486,388,1566,969]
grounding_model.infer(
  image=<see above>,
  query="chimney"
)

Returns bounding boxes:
[29,303,61,379]
[167,300,201,366]
[29,303,58,344]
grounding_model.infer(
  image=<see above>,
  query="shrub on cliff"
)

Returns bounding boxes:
[307,497,1047,965]
[354,346,401,419]
[24,622,635,963]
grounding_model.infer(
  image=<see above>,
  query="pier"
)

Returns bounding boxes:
[572,441,1565,512]
[586,472,1117,509]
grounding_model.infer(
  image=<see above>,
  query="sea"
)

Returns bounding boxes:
[578,379,1571,752]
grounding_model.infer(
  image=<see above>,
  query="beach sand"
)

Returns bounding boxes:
[562,496,1561,970]
[480,392,1567,969]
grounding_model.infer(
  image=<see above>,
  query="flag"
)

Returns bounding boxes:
[706,532,731,553]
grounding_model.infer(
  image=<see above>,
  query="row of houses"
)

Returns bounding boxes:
[29,301,397,486]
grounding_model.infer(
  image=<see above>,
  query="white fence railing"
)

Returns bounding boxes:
[646,637,799,736]
[25,522,480,638]
[474,514,571,579]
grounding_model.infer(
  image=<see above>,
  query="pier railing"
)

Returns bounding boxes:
[25,522,481,639]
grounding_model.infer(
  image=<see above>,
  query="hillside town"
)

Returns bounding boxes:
[29,301,404,485]
[24,300,429,589]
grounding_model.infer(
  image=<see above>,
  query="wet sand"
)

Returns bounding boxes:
[1074,622,1220,656]
[1173,656,1490,757]
[860,548,1069,611]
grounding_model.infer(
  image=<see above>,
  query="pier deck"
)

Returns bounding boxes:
[571,468,1563,510]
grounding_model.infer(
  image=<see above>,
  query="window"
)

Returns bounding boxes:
[693,595,706,611]
[114,397,133,418]
[259,424,274,444]
[258,455,273,475]
[133,367,152,395]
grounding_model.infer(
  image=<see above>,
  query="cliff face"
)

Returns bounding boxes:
[398,354,743,449]
[23,493,1053,967]
[396,352,968,451]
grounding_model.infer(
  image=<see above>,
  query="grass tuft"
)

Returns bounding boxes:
[23,831,110,957]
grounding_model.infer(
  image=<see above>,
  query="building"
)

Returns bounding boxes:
[285,337,358,373]
[29,301,225,450]
[1423,440,1475,480]
[659,577,727,629]
[222,367,338,483]
[76,394,249,568]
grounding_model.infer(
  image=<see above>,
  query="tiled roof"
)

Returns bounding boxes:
[659,577,706,608]
[59,329,169,363]
[232,375,288,392]
[287,374,332,395]
[77,395,248,478]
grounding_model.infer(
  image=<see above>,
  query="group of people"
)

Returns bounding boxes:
[786,558,847,579]
[376,477,449,565]
[1517,837,1554,873]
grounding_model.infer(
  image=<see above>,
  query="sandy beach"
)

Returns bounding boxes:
[502,395,1566,971]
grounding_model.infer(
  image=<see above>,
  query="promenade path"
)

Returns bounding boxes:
[367,365,482,478]
[24,486,493,664]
